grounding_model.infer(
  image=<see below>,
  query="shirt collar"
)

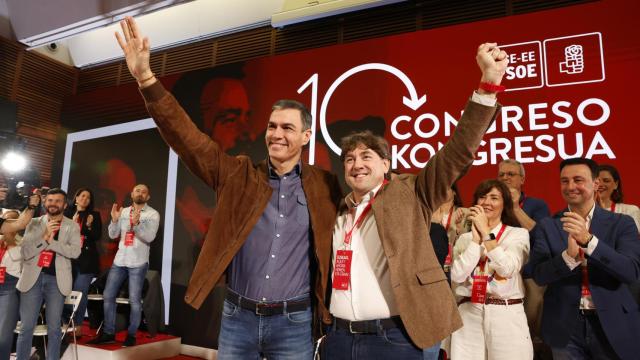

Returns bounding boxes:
[268,160,302,179]
[346,182,384,209]
[131,204,148,212]
[490,222,504,234]
[568,202,596,224]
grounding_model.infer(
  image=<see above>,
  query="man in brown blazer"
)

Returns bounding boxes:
[114,17,341,359]
[323,43,508,359]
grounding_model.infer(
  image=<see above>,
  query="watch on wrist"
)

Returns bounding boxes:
[483,233,496,241]
[580,234,593,248]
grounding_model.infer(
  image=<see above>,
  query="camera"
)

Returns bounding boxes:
[1,178,43,210]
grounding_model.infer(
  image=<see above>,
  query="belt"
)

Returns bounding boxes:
[334,316,404,334]
[459,297,523,306]
[225,290,310,316]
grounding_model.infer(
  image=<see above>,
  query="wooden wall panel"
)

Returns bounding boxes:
[0,37,78,187]
[73,0,594,96]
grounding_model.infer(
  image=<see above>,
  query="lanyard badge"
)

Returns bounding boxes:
[332,249,353,290]
[331,180,387,291]
[470,224,507,304]
[125,208,137,247]
[38,251,54,268]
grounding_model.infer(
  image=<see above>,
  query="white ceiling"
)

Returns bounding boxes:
[0,0,403,68]
[2,0,285,68]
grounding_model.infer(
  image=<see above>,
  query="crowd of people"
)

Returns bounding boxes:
[0,184,160,359]
[115,15,640,360]
[1,15,639,360]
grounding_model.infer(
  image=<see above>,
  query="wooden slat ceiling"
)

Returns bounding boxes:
[0,37,77,187]
[0,0,592,188]
[77,0,595,93]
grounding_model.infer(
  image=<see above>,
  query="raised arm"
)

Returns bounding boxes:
[115,16,240,190]
[415,43,507,211]
[1,195,40,234]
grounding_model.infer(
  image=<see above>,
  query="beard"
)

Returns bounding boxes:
[46,206,62,216]
[133,196,146,205]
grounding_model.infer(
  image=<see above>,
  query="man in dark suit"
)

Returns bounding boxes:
[530,157,640,360]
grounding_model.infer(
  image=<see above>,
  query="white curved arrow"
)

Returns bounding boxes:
[319,63,427,155]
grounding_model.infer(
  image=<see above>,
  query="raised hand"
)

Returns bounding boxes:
[468,205,490,238]
[509,187,520,205]
[566,234,580,259]
[44,219,61,243]
[115,16,153,85]
[561,212,591,246]
[594,188,605,208]
[87,214,94,227]
[111,204,123,223]
[454,207,467,224]
[471,222,482,244]
[28,194,40,209]
[476,42,509,86]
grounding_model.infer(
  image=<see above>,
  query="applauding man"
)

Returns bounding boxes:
[89,184,160,347]
[16,189,81,360]
[530,158,640,359]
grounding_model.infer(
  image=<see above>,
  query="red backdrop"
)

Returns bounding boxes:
[231,0,638,213]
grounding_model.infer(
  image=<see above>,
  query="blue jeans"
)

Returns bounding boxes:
[103,263,147,336]
[217,295,313,359]
[71,272,94,327]
[322,321,423,360]
[16,273,65,360]
[0,274,20,359]
[423,341,442,360]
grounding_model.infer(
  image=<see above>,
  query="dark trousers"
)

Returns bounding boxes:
[321,320,423,360]
[551,312,620,360]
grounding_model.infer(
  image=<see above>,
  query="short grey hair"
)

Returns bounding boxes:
[499,159,525,177]
[271,99,312,130]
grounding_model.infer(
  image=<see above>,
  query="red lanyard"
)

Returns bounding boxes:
[519,194,526,209]
[444,206,454,231]
[477,224,507,273]
[610,202,616,212]
[129,208,136,231]
[343,180,387,246]
[0,245,7,263]
[579,222,594,297]
[76,213,83,231]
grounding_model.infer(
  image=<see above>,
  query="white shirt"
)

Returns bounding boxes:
[329,91,496,320]
[0,244,22,278]
[330,183,399,321]
[108,204,160,268]
[451,224,529,300]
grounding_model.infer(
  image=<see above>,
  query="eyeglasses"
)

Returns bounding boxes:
[498,171,522,178]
